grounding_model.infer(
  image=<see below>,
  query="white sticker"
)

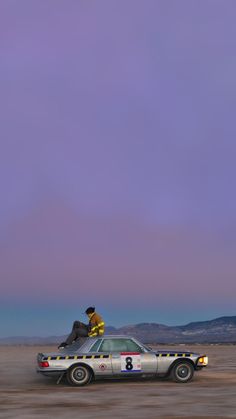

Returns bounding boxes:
[120,352,141,372]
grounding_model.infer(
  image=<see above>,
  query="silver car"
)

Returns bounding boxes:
[37,335,208,386]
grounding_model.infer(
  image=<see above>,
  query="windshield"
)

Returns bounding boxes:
[142,343,153,352]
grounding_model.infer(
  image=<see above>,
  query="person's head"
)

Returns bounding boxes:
[85,306,95,318]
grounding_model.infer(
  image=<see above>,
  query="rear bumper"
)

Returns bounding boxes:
[37,368,66,378]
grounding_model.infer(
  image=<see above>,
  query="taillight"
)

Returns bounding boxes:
[39,361,49,367]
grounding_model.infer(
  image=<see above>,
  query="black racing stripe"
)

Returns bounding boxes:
[86,355,92,359]
[50,357,57,360]
[94,355,101,359]
[156,353,190,358]
[103,355,109,358]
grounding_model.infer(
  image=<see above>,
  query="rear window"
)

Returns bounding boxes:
[89,339,102,352]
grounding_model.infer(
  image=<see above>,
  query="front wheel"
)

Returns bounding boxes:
[67,364,92,386]
[170,361,194,383]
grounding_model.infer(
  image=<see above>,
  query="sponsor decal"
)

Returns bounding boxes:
[99,363,107,371]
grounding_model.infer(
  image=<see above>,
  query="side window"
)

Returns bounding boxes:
[126,339,143,353]
[89,339,102,352]
[99,339,128,353]
[98,339,144,353]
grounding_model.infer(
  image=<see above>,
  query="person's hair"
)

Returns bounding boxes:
[85,306,95,314]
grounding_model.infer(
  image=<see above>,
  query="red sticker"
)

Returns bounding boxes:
[99,364,106,371]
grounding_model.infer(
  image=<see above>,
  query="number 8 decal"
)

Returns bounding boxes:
[121,352,141,372]
[126,357,133,370]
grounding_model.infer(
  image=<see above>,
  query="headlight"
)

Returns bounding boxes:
[198,356,208,366]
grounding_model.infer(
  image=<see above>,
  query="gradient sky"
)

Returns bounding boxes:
[0,0,236,337]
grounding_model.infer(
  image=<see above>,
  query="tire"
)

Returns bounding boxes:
[170,361,194,383]
[66,364,92,386]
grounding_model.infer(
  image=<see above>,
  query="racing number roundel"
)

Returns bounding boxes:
[120,352,141,372]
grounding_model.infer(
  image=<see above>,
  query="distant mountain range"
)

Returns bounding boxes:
[1,316,236,345]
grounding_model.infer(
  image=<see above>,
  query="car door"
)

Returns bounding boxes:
[98,338,157,375]
[88,338,113,376]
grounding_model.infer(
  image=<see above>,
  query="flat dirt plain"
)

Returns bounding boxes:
[0,345,236,419]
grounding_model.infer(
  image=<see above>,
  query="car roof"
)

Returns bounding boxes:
[100,335,136,339]
[59,335,143,354]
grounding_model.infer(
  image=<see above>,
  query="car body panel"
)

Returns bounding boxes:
[156,350,198,374]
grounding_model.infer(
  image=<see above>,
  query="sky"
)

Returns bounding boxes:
[0,0,236,337]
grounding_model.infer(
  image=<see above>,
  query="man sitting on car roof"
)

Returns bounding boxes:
[58,306,105,349]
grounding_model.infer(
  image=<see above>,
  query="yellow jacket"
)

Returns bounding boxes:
[88,312,105,337]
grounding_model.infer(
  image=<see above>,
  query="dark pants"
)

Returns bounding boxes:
[65,321,89,345]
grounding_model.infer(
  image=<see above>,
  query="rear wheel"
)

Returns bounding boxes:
[67,364,92,386]
[170,361,194,383]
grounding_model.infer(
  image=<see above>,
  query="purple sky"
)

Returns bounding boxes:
[0,0,236,336]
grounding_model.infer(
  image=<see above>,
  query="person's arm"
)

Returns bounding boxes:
[97,316,105,335]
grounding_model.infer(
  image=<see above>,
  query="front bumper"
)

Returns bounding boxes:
[197,356,208,366]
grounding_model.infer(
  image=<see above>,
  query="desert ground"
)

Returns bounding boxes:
[0,344,236,419]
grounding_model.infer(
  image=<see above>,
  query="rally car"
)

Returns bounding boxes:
[37,335,208,386]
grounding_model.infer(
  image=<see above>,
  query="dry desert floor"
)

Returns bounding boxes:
[0,344,236,419]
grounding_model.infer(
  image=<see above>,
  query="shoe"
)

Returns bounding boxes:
[58,342,68,349]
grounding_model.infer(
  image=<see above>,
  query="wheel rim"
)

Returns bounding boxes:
[72,367,87,383]
[176,364,191,380]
